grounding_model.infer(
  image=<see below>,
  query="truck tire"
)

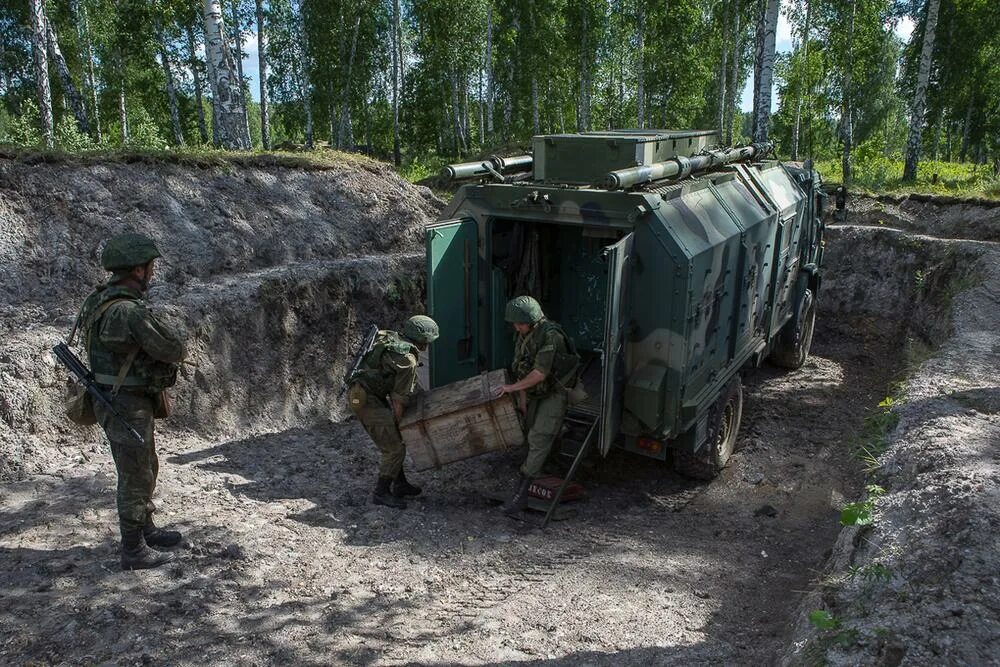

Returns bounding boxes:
[770,288,817,370]
[673,376,744,480]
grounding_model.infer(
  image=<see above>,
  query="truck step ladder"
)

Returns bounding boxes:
[542,416,600,529]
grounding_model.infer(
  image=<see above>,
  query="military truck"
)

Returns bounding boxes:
[428,130,825,479]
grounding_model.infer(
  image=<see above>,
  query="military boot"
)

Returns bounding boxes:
[373,476,407,509]
[121,529,175,571]
[391,470,422,498]
[143,519,183,548]
[503,474,533,517]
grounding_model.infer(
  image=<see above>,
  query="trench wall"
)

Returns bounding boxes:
[0,156,438,481]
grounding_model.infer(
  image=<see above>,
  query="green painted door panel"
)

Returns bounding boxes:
[600,232,634,456]
[427,218,479,387]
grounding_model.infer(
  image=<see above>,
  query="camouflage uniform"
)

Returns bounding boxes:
[348,330,420,478]
[79,282,186,536]
[512,319,575,477]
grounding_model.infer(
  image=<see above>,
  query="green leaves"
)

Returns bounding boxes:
[809,609,840,630]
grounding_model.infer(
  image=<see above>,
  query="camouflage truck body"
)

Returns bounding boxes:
[428,130,825,472]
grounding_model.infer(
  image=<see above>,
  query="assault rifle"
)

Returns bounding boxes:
[52,343,146,445]
[338,324,379,398]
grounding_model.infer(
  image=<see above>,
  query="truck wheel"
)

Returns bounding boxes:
[770,288,817,370]
[673,376,744,480]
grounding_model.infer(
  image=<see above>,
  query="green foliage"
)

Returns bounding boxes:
[840,484,885,527]
[814,154,998,199]
[808,609,840,631]
[0,99,42,147]
[124,106,168,150]
[55,118,97,151]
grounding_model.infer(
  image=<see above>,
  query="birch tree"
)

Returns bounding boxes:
[791,0,810,159]
[186,24,209,143]
[204,0,250,149]
[28,0,53,148]
[902,0,941,182]
[753,0,780,142]
[44,13,90,136]
[841,0,857,185]
[391,0,400,163]
[71,0,101,142]
[255,0,270,149]
[155,21,184,146]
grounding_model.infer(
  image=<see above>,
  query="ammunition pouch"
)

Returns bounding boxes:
[347,383,368,413]
[64,380,96,425]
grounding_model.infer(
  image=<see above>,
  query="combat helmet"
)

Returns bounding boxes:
[505,295,544,324]
[403,315,440,344]
[101,233,161,271]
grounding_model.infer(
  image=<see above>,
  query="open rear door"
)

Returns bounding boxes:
[599,233,634,456]
[427,218,478,387]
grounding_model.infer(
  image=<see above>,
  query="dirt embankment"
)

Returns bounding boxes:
[0,155,441,481]
[781,199,1000,665]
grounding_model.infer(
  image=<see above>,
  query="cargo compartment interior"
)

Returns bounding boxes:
[488,218,624,414]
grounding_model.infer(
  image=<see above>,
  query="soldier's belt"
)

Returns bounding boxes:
[93,374,148,387]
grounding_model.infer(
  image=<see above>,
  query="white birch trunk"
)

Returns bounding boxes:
[156,22,184,146]
[841,0,856,185]
[450,70,466,154]
[44,13,90,136]
[256,0,270,149]
[338,12,361,149]
[118,63,129,144]
[753,0,779,143]
[73,0,102,142]
[230,0,251,144]
[29,0,53,148]
[725,6,741,145]
[392,0,401,164]
[486,4,494,138]
[187,25,209,143]
[637,1,645,128]
[903,0,941,182]
[717,0,728,139]
[791,0,810,159]
[204,0,250,149]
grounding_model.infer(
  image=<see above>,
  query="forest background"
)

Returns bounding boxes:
[1,0,998,196]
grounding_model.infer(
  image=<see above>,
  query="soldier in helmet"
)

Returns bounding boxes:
[495,296,580,516]
[75,233,187,570]
[347,315,439,509]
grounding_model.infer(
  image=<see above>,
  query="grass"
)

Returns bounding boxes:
[814,156,1000,200]
[0,143,388,173]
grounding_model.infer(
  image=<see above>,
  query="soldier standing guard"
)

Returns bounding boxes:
[347,315,439,509]
[495,296,580,516]
[75,233,187,570]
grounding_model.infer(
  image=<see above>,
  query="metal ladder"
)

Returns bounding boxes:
[542,409,600,528]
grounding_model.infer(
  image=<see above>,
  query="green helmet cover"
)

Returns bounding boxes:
[101,233,161,271]
[505,295,544,324]
[404,315,440,344]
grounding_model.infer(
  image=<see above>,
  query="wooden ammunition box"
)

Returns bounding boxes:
[400,369,523,470]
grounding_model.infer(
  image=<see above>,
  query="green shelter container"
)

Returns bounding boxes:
[429,130,826,478]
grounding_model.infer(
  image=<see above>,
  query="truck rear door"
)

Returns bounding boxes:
[599,233,634,456]
[427,218,479,387]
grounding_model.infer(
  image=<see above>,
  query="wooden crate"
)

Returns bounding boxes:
[400,369,524,471]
